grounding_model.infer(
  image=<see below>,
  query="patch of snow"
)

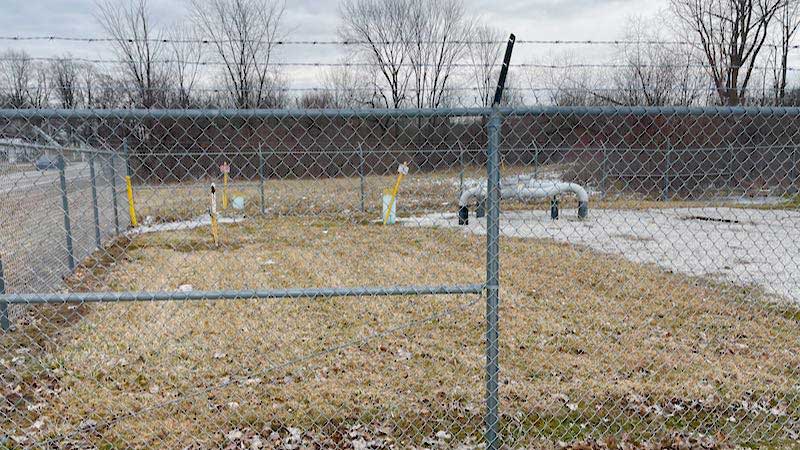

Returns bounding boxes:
[126,213,245,235]
[405,207,800,304]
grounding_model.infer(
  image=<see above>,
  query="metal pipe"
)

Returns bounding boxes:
[662,143,673,201]
[259,146,266,215]
[89,153,102,249]
[600,143,608,199]
[485,110,502,450]
[58,155,75,272]
[485,32,515,450]
[0,284,485,305]
[359,143,365,212]
[5,105,800,120]
[0,256,7,332]
[459,177,589,223]
[110,153,120,234]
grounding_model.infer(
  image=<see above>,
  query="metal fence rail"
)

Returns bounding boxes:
[1,105,800,449]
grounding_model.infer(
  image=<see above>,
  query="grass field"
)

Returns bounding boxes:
[128,164,750,226]
[3,211,800,448]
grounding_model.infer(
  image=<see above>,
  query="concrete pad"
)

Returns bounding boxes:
[404,207,800,304]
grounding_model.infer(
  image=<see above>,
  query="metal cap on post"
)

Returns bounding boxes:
[485,32,515,450]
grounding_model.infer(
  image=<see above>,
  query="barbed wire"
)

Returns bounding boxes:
[0,85,741,95]
[2,35,800,49]
[0,55,797,72]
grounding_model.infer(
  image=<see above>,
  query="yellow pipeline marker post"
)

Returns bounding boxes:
[210,183,219,246]
[220,162,230,210]
[125,175,138,227]
[383,162,409,225]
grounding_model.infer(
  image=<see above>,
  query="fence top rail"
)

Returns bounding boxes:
[0,140,118,157]
[3,106,800,120]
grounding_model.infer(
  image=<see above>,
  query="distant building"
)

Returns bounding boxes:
[0,138,33,164]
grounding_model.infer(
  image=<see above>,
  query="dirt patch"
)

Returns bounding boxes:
[681,215,746,225]
[611,233,655,242]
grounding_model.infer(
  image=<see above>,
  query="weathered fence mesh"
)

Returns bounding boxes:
[1,106,799,449]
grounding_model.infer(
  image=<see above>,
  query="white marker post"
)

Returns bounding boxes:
[210,183,219,246]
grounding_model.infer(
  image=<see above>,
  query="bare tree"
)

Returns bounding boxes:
[0,50,49,108]
[340,0,472,108]
[80,64,99,108]
[96,0,169,108]
[50,55,81,109]
[611,17,706,106]
[527,50,614,106]
[318,64,375,108]
[671,0,784,105]
[167,24,204,108]
[339,0,413,108]
[773,0,800,102]
[0,50,31,107]
[191,0,286,109]
[296,90,336,108]
[29,65,49,108]
[405,0,473,108]
[467,25,503,107]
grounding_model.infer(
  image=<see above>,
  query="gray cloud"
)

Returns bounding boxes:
[0,0,666,88]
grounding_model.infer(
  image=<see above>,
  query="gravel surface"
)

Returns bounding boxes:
[405,207,800,304]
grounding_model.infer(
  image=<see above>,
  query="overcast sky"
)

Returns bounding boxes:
[0,0,670,91]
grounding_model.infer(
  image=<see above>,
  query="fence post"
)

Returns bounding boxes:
[58,155,75,272]
[110,153,120,235]
[662,143,672,202]
[789,145,798,195]
[89,153,102,249]
[727,144,735,193]
[123,138,131,178]
[600,143,608,200]
[458,143,465,197]
[533,146,539,180]
[484,33,514,450]
[259,146,266,215]
[359,144,366,212]
[485,109,502,450]
[1,256,8,332]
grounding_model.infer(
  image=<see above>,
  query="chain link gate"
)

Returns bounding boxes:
[1,105,800,449]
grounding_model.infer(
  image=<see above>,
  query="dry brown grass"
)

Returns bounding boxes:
[129,166,733,228]
[3,215,799,449]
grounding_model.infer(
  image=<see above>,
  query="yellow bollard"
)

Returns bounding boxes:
[125,176,138,227]
[220,162,230,210]
[383,162,409,225]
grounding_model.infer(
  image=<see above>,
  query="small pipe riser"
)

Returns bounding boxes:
[550,197,559,220]
[578,201,589,219]
[458,206,469,225]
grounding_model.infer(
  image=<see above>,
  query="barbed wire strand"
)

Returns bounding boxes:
[0,55,798,72]
[2,35,800,49]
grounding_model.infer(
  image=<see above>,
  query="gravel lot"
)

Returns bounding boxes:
[406,207,800,304]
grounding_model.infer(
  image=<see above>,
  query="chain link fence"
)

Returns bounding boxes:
[0,138,128,323]
[1,106,799,449]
